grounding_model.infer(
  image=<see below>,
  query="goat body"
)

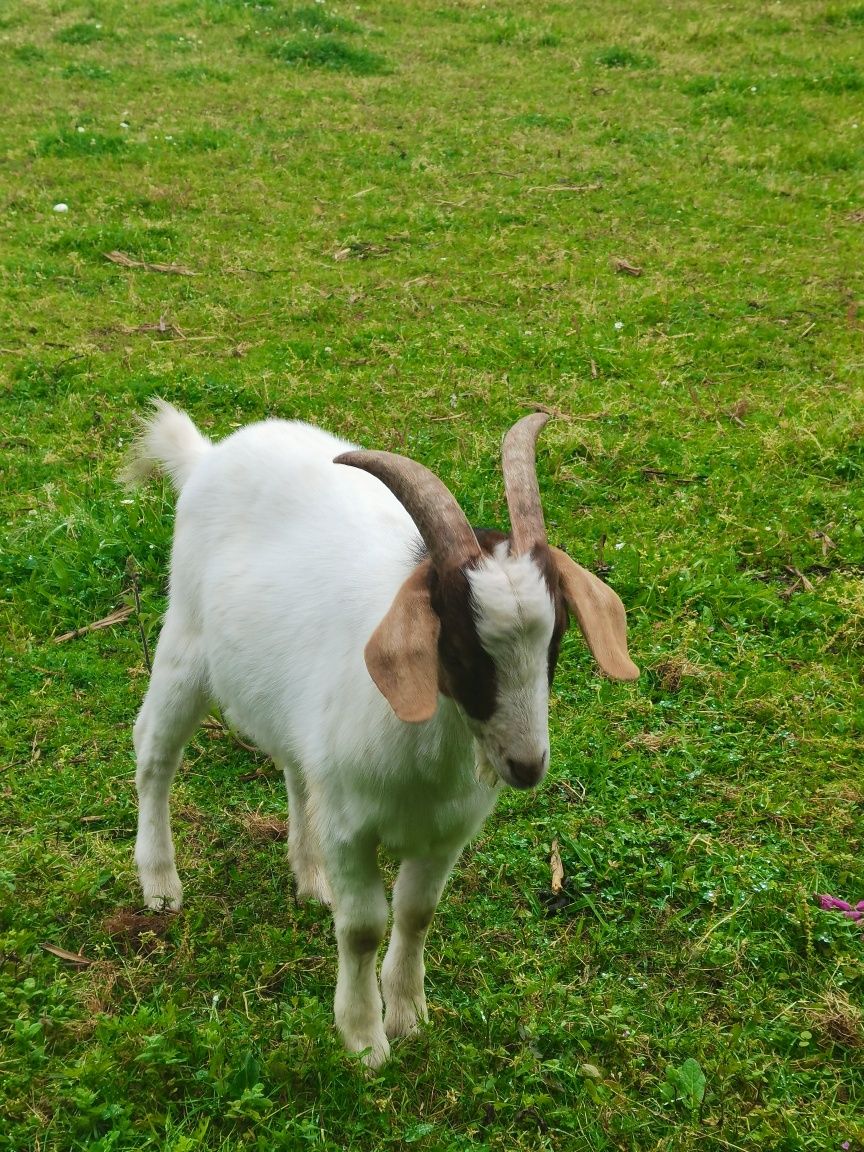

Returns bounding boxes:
[130,402,637,1067]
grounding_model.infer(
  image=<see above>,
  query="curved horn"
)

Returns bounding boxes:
[502,412,550,555]
[335,450,481,571]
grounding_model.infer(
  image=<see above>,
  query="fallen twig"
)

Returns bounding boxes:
[783,565,815,596]
[612,257,643,276]
[202,716,264,758]
[104,250,198,276]
[726,399,749,427]
[54,606,133,644]
[95,317,186,339]
[527,182,603,194]
[550,839,565,894]
[558,778,586,803]
[641,467,705,484]
[128,566,152,674]
[41,943,93,967]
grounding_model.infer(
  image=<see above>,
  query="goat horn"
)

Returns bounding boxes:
[502,412,550,555]
[335,450,481,571]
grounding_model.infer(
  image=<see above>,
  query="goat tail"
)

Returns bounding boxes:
[121,398,212,491]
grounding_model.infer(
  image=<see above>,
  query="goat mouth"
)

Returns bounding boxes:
[474,739,548,790]
[504,754,548,789]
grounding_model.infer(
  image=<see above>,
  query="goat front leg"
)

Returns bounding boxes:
[381,850,460,1041]
[326,839,390,1069]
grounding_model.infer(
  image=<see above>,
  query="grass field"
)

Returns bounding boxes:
[2,0,863,1148]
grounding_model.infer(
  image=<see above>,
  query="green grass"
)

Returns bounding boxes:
[1,0,863,1149]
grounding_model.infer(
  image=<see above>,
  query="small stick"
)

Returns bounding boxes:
[104,250,197,276]
[203,716,262,757]
[41,943,93,967]
[558,779,586,803]
[527,182,603,194]
[550,839,565,894]
[54,606,133,643]
[596,533,607,570]
[129,569,152,674]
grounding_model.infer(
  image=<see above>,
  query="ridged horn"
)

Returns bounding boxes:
[502,412,550,555]
[335,450,481,571]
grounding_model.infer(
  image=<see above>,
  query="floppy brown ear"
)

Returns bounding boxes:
[365,560,441,723]
[551,547,639,681]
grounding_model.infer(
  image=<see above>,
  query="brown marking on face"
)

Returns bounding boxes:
[531,544,570,685]
[429,561,498,721]
[425,529,566,721]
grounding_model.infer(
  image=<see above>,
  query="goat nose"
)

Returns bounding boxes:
[506,752,548,789]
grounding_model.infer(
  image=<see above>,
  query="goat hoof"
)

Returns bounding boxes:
[140,871,183,912]
[359,1037,390,1072]
[384,999,428,1040]
[142,893,183,912]
[340,1026,390,1070]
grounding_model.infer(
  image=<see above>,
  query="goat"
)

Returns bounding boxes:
[127,402,638,1068]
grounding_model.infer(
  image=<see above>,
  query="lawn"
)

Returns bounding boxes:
[1,0,863,1148]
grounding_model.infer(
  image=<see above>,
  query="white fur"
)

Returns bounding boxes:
[130,404,556,1068]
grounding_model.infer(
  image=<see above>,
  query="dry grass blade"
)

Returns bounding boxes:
[785,566,815,594]
[103,250,198,276]
[809,990,864,1048]
[726,398,749,427]
[41,943,93,967]
[54,605,133,644]
[241,810,289,843]
[517,401,607,422]
[550,838,565,894]
[558,778,586,803]
[202,715,264,757]
[527,182,603,193]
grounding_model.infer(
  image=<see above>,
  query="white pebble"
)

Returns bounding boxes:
[53,203,69,213]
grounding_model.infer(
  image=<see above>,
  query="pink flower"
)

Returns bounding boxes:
[816,894,864,921]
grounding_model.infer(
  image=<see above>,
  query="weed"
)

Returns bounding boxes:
[270,34,390,74]
[594,45,655,69]
[54,22,110,45]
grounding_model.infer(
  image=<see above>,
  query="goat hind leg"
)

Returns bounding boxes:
[281,763,331,905]
[382,850,460,1040]
[134,621,207,911]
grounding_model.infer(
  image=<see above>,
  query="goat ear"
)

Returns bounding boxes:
[550,547,639,681]
[365,561,441,723]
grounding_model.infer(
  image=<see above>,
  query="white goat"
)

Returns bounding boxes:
[127,402,638,1068]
